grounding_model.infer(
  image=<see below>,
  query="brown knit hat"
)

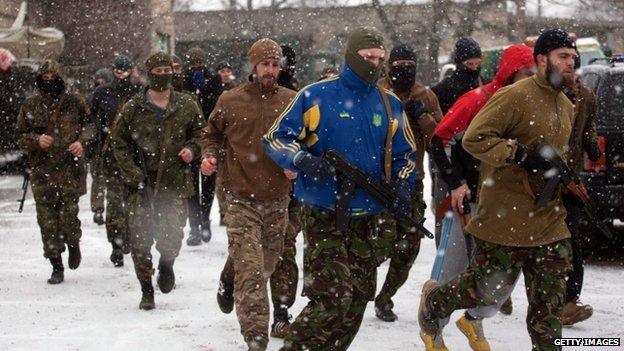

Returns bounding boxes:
[145,52,172,71]
[248,38,283,68]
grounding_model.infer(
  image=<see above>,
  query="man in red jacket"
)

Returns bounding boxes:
[425,44,535,351]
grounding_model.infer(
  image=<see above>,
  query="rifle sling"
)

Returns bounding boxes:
[377,85,393,182]
[154,111,174,196]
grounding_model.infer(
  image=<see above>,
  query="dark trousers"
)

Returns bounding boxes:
[562,194,584,303]
[187,159,216,235]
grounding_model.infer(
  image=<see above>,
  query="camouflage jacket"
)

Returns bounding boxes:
[17,91,94,200]
[111,89,205,199]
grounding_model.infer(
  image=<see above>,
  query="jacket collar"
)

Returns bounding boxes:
[244,80,279,97]
[534,73,560,95]
[136,87,179,119]
[339,64,378,93]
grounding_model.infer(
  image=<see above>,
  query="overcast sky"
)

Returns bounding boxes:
[182,0,578,18]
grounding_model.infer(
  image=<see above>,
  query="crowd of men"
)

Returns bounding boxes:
[3,24,600,351]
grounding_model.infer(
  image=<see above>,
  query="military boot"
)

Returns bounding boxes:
[217,275,234,314]
[418,279,441,336]
[47,257,64,284]
[68,244,81,270]
[139,280,155,310]
[93,211,104,225]
[245,334,268,351]
[157,258,175,294]
[200,221,212,243]
[561,301,593,325]
[186,232,202,246]
[420,331,448,351]
[500,297,513,315]
[375,303,398,322]
[456,315,491,351]
[110,243,124,267]
[270,305,292,338]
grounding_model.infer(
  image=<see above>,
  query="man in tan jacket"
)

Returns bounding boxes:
[375,44,442,322]
[419,29,578,351]
[201,38,296,351]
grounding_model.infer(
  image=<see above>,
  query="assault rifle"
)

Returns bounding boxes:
[325,150,434,238]
[17,169,30,213]
[535,145,612,239]
[133,144,156,223]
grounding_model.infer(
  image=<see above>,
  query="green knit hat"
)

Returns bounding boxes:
[145,52,172,71]
[345,27,385,83]
[185,47,206,66]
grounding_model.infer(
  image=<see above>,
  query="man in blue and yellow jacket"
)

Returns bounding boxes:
[263,27,417,351]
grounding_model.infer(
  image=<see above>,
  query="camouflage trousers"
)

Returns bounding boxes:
[375,192,426,310]
[89,156,105,213]
[427,237,572,351]
[270,199,301,308]
[225,193,289,347]
[34,191,82,259]
[104,168,130,247]
[282,205,395,351]
[127,191,188,283]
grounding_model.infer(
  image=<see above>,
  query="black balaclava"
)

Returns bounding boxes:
[37,76,65,97]
[111,55,134,94]
[453,37,482,80]
[389,44,417,92]
[145,52,173,92]
[344,27,385,84]
[36,60,65,98]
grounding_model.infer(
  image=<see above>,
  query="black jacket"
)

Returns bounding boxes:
[183,68,223,119]
[431,68,482,115]
[89,80,142,161]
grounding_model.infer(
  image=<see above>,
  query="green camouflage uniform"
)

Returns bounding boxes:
[375,192,426,310]
[282,205,395,351]
[225,193,290,348]
[111,89,204,283]
[16,63,93,259]
[270,199,301,308]
[427,237,571,351]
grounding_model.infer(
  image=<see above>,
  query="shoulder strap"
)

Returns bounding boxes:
[154,109,175,196]
[377,85,393,182]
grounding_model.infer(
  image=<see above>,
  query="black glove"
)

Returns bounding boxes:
[404,99,427,124]
[293,152,335,180]
[513,144,554,173]
[390,179,412,218]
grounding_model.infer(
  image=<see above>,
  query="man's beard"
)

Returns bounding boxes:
[260,74,276,88]
[545,58,574,91]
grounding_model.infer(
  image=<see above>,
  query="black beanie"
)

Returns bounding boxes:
[281,45,297,68]
[453,37,481,64]
[389,44,417,65]
[112,55,133,71]
[533,29,576,60]
[217,61,232,71]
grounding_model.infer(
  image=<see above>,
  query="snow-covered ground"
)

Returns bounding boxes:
[0,168,622,351]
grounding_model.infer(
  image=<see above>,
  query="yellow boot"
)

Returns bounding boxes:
[456,316,491,351]
[419,331,448,351]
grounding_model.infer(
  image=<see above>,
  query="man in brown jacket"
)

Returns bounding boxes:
[419,29,578,351]
[201,38,296,351]
[375,44,442,322]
